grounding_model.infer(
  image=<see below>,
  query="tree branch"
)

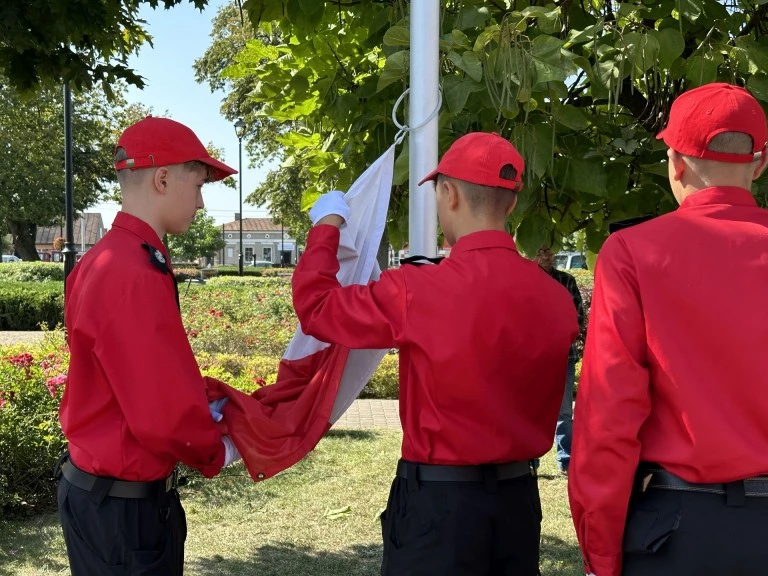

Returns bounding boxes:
[739,3,768,38]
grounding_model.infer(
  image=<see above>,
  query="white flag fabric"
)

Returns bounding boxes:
[208,145,396,481]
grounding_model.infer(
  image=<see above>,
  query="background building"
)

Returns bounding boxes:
[220,215,298,267]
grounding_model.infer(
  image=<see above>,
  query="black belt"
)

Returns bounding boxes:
[644,469,768,497]
[396,459,532,482]
[61,460,176,499]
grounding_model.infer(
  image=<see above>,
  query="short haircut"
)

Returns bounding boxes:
[706,132,754,156]
[114,147,211,187]
[437,164,518,217]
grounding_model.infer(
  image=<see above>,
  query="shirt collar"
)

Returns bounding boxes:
[111,212,169,260]
[679,186,758,210]
[449,230,517,256]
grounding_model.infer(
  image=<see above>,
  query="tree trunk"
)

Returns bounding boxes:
[377,225,390,271]
[7,220,40,261]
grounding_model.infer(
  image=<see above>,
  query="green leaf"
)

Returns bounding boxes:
[623,32,660,74]
[383,26,410,48]
[443,76,474,113]
[551,101,590,131]
[287,0,325,33]
[377,50,409,92]
[656,29,685,69]
[604,163,631,198]
[735,37,768,75]
[324,505,352,520]
[562,158,607,196]
[448,51,483,82]
[684,55,719,87]
[530,35,568,85]
[300,187,322,212]
[393,140,409,186]
[521,6,551,18]
[512,122,554,180]
[748,73,768,103]
[564,22,602,47]
[678,0,703,22]
[515,212,551,257]
[585,225,608,253]
[455,6,492,30]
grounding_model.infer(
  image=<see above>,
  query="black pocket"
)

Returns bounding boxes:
[623,494,681,554]
[129,539,176,576]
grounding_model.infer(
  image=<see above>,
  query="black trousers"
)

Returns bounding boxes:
[622,484,768,575]
[380,470,542,575]
[57,476,187,575]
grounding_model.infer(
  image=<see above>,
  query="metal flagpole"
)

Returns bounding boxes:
[407,0,439,258]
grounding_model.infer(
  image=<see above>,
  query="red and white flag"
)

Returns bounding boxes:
[207,145,395,481]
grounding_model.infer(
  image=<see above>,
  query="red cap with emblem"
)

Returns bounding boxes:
[115,116,237,182]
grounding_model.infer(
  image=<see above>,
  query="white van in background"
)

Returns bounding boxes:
[1,255,22,263]
[554,252,587,271]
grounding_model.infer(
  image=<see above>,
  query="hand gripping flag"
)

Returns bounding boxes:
[206,145,395,481]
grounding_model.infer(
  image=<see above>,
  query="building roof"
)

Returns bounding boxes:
[36,213,105,247]
[222,217,285,232]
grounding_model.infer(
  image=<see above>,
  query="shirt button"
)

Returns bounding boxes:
[257,473,265,480]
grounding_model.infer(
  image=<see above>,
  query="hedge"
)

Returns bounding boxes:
[0,282,64,330]
[0,262,65,283]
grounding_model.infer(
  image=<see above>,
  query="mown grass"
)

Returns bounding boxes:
[0,430,582,575]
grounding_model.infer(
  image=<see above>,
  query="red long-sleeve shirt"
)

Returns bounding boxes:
[60,212,224,481]
[569,187,768,576]
[293,225,578,465]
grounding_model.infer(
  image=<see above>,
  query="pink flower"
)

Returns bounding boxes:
[254,377,267,387]
[8,353,33,368]
[46,374,67,398]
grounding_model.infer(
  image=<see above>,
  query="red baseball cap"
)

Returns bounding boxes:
[417,132,525,190]
[115,116,237,182]
[657,83,768,163]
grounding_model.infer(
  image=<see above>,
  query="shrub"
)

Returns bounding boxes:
[216,266,263,277]
[0,333,69,516]
[570,269,594,290]
[360,353,399,399]
[206,276,285,287]
[0,282,64,330]
[198,353,280,391]
[174,268,200,283]
[0,262,65,283]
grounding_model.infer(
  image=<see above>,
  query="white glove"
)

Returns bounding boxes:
[309,190,350,225]
[208,398,228,423]
[222,435,241,467]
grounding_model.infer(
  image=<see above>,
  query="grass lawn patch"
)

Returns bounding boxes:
[0,430,583,575]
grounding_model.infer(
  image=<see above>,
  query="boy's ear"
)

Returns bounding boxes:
[152,167,170,194]
[443,179,460,210]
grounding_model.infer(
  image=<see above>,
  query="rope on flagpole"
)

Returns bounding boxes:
[392,87,443,145]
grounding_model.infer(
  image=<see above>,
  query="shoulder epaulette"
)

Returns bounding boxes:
[142,243,180,310]
[142,243,171,275]
[399,254,445,267]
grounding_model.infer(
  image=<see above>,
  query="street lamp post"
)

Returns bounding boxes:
[62,83,77,288]
[234,118,246,276]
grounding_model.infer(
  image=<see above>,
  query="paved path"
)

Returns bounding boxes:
[334,399,401,430]
[0,332,400,430]
[0,331,46,345]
